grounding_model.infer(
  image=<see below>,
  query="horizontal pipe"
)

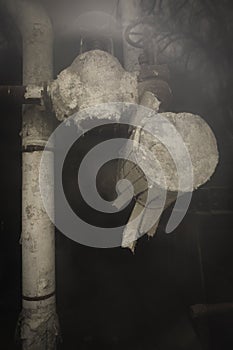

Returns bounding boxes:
[0,85,41,104]
[191,303,233,318]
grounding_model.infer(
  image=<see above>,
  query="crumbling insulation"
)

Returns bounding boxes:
[49,50,138,120]
[49,47,218,252]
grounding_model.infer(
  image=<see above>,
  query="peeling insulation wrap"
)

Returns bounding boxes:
[49,50,218,251]
[119,101,219,250]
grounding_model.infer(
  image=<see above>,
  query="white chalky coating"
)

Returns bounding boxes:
[49,50,138,120]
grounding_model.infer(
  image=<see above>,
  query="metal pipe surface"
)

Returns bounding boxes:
[2,1,58,348]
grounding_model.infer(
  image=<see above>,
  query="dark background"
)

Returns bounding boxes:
[1,0,233,349]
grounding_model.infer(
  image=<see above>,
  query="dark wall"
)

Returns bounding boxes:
[0,44,22,349]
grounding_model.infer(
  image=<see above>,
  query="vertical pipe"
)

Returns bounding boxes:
[119,0,143,71]
[3,1,58,348]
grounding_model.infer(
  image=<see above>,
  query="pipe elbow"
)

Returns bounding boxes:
[3,0,52,38]
[3,0,53,84]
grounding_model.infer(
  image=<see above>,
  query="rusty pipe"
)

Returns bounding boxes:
[191,303,233,319]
